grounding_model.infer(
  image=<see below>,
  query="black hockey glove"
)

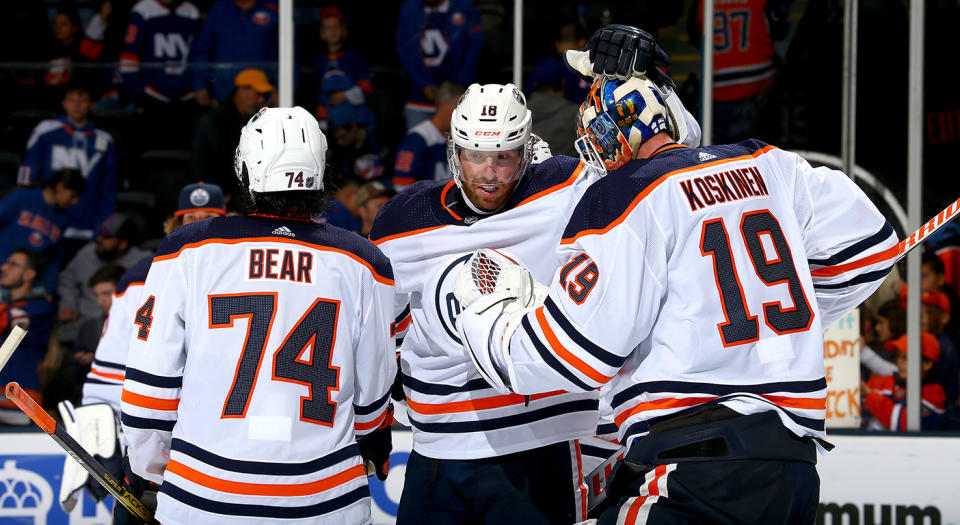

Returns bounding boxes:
[575,24,675,88]
[357,405,394,481]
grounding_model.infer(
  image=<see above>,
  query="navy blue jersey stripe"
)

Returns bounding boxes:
[714,63,774,83]
[813,266,893,290]
[121,412,175,432]
[521,316,595,391]
[393,304,411,326]
[125,368,182,389]
[610,378,828,409]
[408,399,599,434]
[354,390,391,416]
[596,422,619,436]
[808,222,894,266]
[160,481,369,519]
[155,215,393,281]
[580,444,621,459]
[172,439,360,475]
[401,373,493,396]
[93,358,126,371]
[84,377,118,386]
[543,297,625,368]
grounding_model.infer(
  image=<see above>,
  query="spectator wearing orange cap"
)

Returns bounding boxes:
[863,332,946,431]
[191,69,273,196]
[313,7,373,121]
[901,285,960,408]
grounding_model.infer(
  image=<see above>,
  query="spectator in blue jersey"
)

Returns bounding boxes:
[327,103,382,183]
[396,0,484,129]
[18,86,117,240]
[0,250,54,426]
[0,170,86,294]
[191,69,273,195]
[392,81,464,189]
[315,174,362,232]
[57,213,150,329]
[191,0,279,105]
[119,0,202,147]
[313,7,373,121]
[527,59,578,157]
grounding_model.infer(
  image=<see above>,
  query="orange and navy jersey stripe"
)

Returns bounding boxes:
[153,215,393,286]
[561,141,776,245]
[610,377,827,447]
[161,438,370,520]
[807,221,898,290]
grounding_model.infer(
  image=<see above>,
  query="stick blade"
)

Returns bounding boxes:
[0,325,27,373]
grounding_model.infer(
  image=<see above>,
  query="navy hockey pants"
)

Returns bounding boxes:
[396,441,584,525]
[597,407,820,525]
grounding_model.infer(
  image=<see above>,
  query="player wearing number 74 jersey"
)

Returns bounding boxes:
[455,75,899,524]
[121,107,396,525]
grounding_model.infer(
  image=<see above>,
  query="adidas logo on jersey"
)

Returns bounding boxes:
[698,151,717,162]
[272,226,295,237]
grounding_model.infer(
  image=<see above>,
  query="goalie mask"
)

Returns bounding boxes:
[448,83,534,199]
[234,106,327,198]
[575,76,671,173]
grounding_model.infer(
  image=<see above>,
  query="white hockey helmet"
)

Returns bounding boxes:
[448,83,534,186]
[234,106,327,197]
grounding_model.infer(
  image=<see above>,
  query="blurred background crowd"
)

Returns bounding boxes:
[2,0,960,432]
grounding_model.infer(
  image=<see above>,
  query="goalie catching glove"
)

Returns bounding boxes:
[453,249,548,392]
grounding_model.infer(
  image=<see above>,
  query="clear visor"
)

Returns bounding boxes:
[455,146,525,186]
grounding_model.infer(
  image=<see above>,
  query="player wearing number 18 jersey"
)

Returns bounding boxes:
[120,107,396,525]
[455,74,898,523]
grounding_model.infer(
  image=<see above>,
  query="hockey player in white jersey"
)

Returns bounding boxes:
[454,72,899,523]
[120,107,396,525]
[369,83,608,524]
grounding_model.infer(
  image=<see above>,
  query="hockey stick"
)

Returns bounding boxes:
[0,325,27,373]
[894,195,960,263]
[4,382,158,524]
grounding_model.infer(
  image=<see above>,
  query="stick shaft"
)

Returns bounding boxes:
[0,326,27,373]
[4,382,157,524]
[896,196,960,263]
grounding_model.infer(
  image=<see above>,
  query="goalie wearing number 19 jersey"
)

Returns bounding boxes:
[121,108,396,525]
[455,75,899,524]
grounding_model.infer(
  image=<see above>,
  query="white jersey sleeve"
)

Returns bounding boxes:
[783,150,900,326]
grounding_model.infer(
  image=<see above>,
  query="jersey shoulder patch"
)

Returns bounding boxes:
[368,180,448,243]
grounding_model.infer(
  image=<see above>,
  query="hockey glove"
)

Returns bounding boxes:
[564,24,674,88]
[357,414,393,482]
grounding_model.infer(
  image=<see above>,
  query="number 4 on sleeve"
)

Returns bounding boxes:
[134,296,155,341]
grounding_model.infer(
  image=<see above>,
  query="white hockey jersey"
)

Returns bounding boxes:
[120,215,396,525]
[370,155,603,460]
[82,255,152,412]
[459,141,898,449]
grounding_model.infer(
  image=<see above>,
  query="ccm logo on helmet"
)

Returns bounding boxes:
[474,131,501,136]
